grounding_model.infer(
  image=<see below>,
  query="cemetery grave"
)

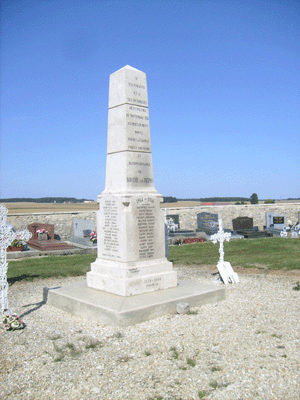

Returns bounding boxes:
[197,212,219,235]
[211,219,239,284]
[266,212,287,236]
[69,219,97,247]
[232,216,273,238]
[27,223,73,251]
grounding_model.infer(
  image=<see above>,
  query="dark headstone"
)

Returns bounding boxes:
[196,212,218,235]
[232,217,253,231]
[28,223,55,240]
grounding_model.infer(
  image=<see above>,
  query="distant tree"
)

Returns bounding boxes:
[250,193,259,204]
[163,196,177,203]
[264,199,275,204]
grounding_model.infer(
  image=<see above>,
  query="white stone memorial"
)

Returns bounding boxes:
[211,219,239,284]
[45,66,225,326]
[87,66,177,296]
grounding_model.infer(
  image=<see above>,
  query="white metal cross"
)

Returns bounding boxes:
[0,205,32,313]
[210,219,231,264]
[210,219,239,284]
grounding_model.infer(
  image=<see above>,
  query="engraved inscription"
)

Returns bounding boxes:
[102,199,120,258]
[126,104,151,152]
[127,177,154,184]
[144,277,162,288]
[136,196,155,259]
[273,216,284,225]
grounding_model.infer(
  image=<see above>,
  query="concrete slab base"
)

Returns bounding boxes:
[44,280,225,327]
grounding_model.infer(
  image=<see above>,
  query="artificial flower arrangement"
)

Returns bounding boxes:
[2,310,25,331]
[36,228,48,234]
[10,239,23,248]
[89,230,97,243]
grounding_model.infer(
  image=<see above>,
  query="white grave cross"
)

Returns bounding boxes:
[165,217,178,233]
[211,219,239,284]
[0,205,32,313]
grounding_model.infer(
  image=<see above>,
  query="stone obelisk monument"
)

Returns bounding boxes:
[87,65,177,296]
[46,66,225,326]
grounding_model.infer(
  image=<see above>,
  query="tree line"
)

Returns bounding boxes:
[163,196,251,203]
[1,197,93,203]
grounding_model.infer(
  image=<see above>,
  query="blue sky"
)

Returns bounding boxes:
[1,0,299,200]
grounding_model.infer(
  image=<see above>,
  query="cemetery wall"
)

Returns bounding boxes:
[163,203,300,232]
[6,203,300,239]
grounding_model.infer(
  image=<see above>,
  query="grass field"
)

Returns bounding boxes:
[6,237,300,283]
[169,237,300,271]
[3,202,99,214]
[4,200,299,214]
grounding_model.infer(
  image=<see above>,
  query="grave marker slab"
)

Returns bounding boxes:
[232,216,253,231]
[69,219,96,247]
[266,212,286,236]
[197,212,218,235]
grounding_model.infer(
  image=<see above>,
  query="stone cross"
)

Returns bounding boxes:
[211,219,231,264]
[0,205,32,313]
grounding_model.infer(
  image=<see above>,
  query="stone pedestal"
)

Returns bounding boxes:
[87,194,176,296]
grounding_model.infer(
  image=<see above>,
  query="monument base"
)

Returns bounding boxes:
[87,258,177,296]
[28,239,73,251]
[44,280,225,327]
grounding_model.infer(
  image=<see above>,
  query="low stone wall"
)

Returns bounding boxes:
[162,203,300,232]
[7,211,96,240]
[7,203,300,239]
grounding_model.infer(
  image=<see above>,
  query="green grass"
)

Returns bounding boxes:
[169,237,300,271]
[6,238,300,284]
[7,254,97,283]
[293,281,300,291]
[186,357,196,367]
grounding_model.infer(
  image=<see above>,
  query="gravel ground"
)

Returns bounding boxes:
[1,266,300,400]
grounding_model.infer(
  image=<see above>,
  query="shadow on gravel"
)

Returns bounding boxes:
[20,301,46,319]
[8,274,40,286]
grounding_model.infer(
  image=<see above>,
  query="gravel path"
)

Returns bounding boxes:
[1,266,300,400]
